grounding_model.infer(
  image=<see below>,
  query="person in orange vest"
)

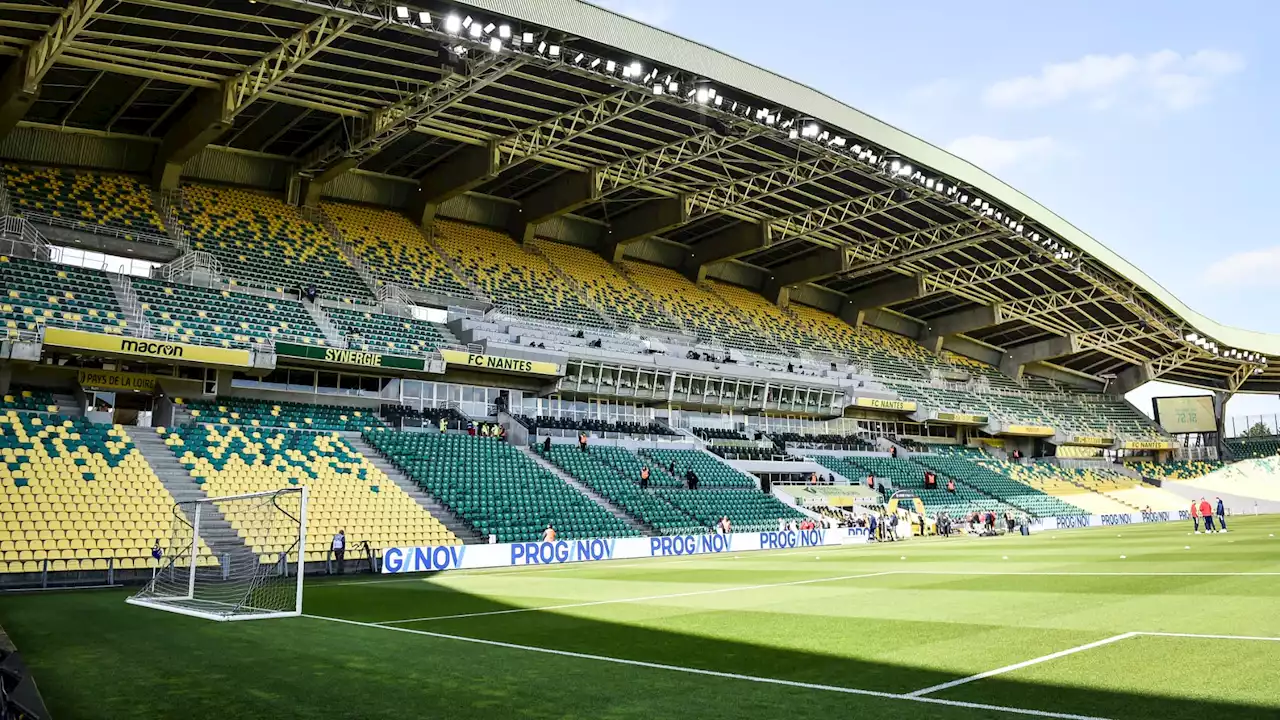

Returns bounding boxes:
[866,474,875,489]
[578,432,588,452]
[946,478,956,494]
[1190,499,1201,534]
[809,472,818,485]
[1199,498,1215,533]
[640,466,650,490]
[542,524,556,543]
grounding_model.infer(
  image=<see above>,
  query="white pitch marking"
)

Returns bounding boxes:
[305,614,1115,720]
[906,633,1140,697]
[1135,631,1280,642]
[375,570,898,624]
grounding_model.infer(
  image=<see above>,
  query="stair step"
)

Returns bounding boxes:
[346,435,485,544]
[519,446,656,537]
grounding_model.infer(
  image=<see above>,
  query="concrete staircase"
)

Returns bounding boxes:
[303,301,346,347]
[105,272,149,337]
[131,430,256,567]
[51,391,81,417]
[345,435,485,544]
[519,446,655,537]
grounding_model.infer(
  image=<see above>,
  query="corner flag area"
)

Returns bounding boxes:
[3,518,1278,720]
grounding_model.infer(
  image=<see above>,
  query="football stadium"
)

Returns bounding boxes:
[0,0,1278,718]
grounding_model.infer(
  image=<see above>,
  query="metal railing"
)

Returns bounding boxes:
[310,205,382,297]
[157,188,190,253]
[109,270,151,339]
[1,215,52,259]
[16,210,173,247]
[157,250,221,285]
[0,171,9,216]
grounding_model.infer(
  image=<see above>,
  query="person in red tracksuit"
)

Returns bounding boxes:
[1199,498,1215,533]
[1191,500,1200,534]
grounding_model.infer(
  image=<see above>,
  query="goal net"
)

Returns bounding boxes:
[127,487,308,622]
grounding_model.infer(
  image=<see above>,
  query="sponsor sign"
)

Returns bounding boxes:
[382,530,841,574]
[275,342,425,371]
[42,327,251,367]
[1054,515,1092,529]
[934,411,988,425]
[77,369,157,393]
[853,397,917,413]
[1002,424,1056,437]
[1121,440,1179,451]
[439,349,560,376]
[1069,436,1114,447]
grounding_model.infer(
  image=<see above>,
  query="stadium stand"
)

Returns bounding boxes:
[0,413,215,574]
[654,488,805,532]
[533,239,683,333]
[134,278,328,349]
[321,202,474,299]
[539,444,701,534]
[619,261,774,352]
[1166,457,1280,502]
[916,454,1088,517]
[1134,460,1224,481]
[2,165,168,241]
[432,220,610,329]
[524,415,676,438]
[1226,436,1280,458]
[0,388,57,414]
[0,255,127,338]
[163,425,455,563]
[975,460,1134,515]
[325,307,451,356]
[364,431,639,542]
[639,448,758,489]
[709,280,826,353]
[178,185,369,301]
[181,398,383,433]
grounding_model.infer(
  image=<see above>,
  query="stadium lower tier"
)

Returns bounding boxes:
[915,455,1087,518]
[164,425,456,563]
[0,413,214,574]
[364,431,639,543]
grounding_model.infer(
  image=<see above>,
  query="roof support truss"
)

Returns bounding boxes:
[152,12,355,189]
[763,247,852,305]
[301,53,523,203]
[0,0,102,141]
[684,153,846,219]
[412,87,655,226]
[768,187,917,245]
[1226,362,1258,394]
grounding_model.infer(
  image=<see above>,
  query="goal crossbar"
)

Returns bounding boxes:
[127,486,308,622]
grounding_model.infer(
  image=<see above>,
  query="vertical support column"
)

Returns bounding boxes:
[1213,390,1230,460]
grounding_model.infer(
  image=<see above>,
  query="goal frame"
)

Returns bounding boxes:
[126,486,308,622]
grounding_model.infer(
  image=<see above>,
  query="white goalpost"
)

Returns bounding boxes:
[127,487,308,622]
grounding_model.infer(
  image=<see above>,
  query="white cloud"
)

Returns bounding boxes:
[588,0,672,28]
[984,50,1245,111]
[1203,246,1280,287]
[945,135,1061,173]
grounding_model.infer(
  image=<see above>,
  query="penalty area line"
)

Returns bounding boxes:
[906,633,1139,697]
[303,613,1114,720]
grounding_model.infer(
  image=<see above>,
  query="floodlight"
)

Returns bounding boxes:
[462,15,473,27]
[696,88,709,103]
[548,44,560,57]
[789,129,799,139]
[606,60,616,72]
[590,58,601,68]
[537,41,546,53]
[803,123,819,137]
[489,38,502,52]
[418,11,430,23]
[714,95,723,106]
[483,23,495,33]
[445,14,462,32]
[890,160,902,173]
[498,24,511,38]
[628,61,642,76]
[469,23,482,37]
[395,6,409,19]
[523,32,535,44]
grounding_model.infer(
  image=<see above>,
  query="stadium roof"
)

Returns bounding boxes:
[1,0,1275,393]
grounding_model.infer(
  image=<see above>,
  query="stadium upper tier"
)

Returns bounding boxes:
[177,185,369,302]
[0,0,1277,395]
[2,165,168,242]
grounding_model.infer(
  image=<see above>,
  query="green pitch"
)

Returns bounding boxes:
[3,516,1279,719]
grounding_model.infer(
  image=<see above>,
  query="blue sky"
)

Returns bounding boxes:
[592,0,1280,428]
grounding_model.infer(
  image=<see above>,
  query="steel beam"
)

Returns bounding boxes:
[301,53,523,204]
[684,153,846,219]
[918,305,1000,353]
[999,336,1077,380]
[992,286,1112,324]
[1227,363,1258,394]
[0,0,102,140]
[511,127,763,241]
[152,13,353,189]
[762,247,851,305]
[599,196,688,263]
[769,188,918,245]
[680,221,771,282]
[919,256,1047,296]
[840,275,924,326]
[411,87,654,226]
